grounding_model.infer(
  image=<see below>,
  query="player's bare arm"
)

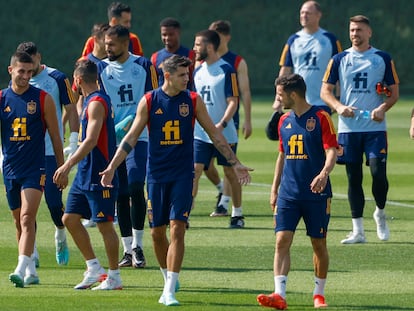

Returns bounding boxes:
[195,95,253,185]
[310,147,337,194]
[218,96,238,130]
[270,152,284,211]
[237,59,252,139]
[321,82,356,117]
[54,100,105,186]
[44,94,67,189]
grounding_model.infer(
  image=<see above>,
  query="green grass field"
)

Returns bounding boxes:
[0,98,413,310]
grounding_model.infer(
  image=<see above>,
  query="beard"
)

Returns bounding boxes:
[108,51,123,61]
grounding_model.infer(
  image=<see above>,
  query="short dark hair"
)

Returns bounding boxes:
[107,2,131,20]
[209,20,231,35]
[106,24,130,41]
[74,59,98,84]
[92,23,110,39]
[195,29,220,51]
[16,41,38,56]
[350,15,370,26]
[10,51,34,66]
[160,17,181,29]
[162,55,192,75]
[275,74,306,99]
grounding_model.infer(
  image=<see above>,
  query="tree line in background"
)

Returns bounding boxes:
[1,0,412,94]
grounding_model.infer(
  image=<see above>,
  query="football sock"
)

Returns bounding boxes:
[352,217,364,234]
[219,195,231,210]
[231,206,243,217]
[121,236,133,254]
[25,254,37,276]
[15,255,30,276]
[375,206,385,216]
[160,267,168,283]
[274,275,287,298]
[313,277,326,296]
[164,271,179,295]
[108,269,120,279]
[132,229,144,249]
[55,227,66,241]
[86,258,101,271]
[215,180,224,193]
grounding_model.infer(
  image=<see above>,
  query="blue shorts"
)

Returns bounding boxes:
[125,140,147,184]
[65,182,117,223]
[274,198,331,238]
[194,139,237,170]
[337,131,387,165]
[147,178,193,228]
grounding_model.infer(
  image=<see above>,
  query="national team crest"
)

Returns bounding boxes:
[179,103,189,117]
[27,100,37,114]
[306,117,316,131]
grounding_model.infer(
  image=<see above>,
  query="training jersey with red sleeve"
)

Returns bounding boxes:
[0,85,47,179]
[278,106,338,201]
[145,88,197,183]
[151,46,195,87]
[74,90,118,191]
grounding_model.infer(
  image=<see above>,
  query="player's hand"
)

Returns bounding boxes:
[270,191,278,212]
[53,164,70,190]
[336,104,356,118]
[371,107,386,122]
[272,99,283,112]
[232,163,253,185]
[100,167,115,188]
[310,174,328,194]
[242,120,252,139]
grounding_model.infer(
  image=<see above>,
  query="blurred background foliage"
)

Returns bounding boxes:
[0,0,412,95]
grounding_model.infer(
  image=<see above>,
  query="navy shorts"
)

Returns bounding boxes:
[4,171,45,211]
[274,198,331,238]
[147,178,193,228]
[337,131,387,165]
[65,182,118,223]
[194,139,237,170]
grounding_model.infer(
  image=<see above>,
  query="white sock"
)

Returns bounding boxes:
[216,180,223,193]
[15,255,30,277]
[132,229,144,249]
[274,275,287,298]
[108,269,120,279]
[86,258,100,271]
[25,254,37,276]
[160,267,168,283]
[121,236,133,254]
[219,195,231,210]
[55,228,66,242]
[231,206,243,217]
[375,206,385,216]
[164,271,179,296]
[313,277,327,296]
[33,242,39,260]
[352,217,364,234]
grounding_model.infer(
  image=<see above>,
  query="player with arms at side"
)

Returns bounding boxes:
[321,15,399,244]
[257,74,337,309]
[2,51,66,287]
[100,55,252,305]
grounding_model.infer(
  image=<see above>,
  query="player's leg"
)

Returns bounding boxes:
[126,141,148,268]
[337,133,366,244]
[192,140,215,204]
[63,185,106,289]
[367,131,390,241]
[116,161,133,267]
[44,155,69,265]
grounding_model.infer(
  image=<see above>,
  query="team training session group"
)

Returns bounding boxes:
[2,0,408,309]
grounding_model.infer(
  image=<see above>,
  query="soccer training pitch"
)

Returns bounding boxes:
[0,97,413,310]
